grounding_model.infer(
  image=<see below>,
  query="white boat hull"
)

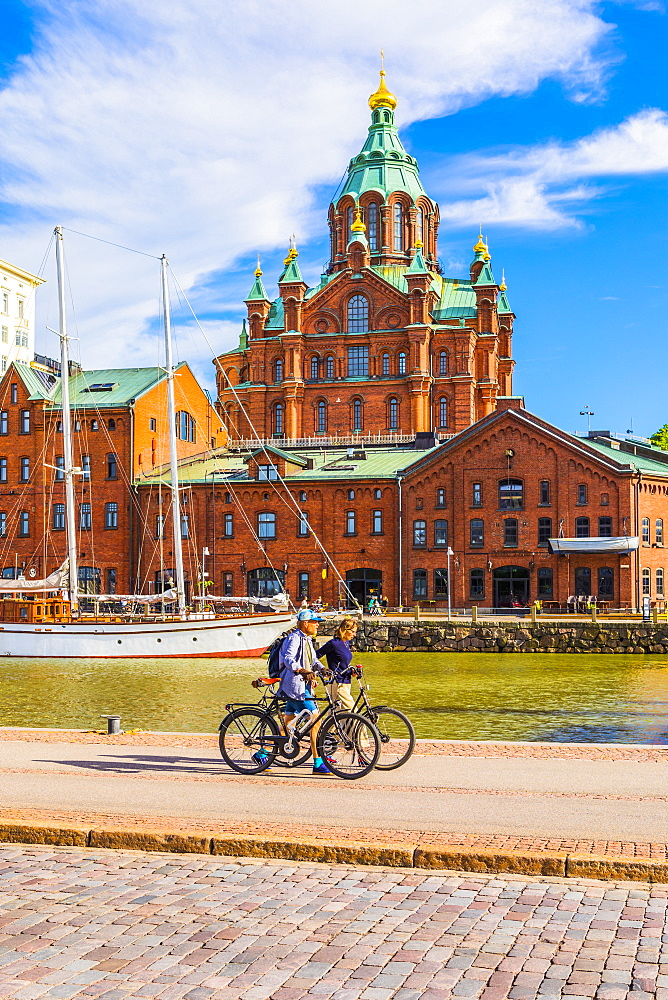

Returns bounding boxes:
[0,613,295,659]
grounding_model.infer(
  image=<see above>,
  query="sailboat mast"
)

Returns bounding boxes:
[54,227,79,613]
[160,255,187,615]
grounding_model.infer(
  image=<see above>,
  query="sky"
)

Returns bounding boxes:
[0,0,666,438]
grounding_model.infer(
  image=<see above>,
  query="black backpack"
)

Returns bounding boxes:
[266,628,298,679]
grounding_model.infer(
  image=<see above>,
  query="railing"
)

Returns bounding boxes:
[228,432,456,450]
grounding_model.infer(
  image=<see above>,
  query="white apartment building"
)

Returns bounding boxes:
[0,258,44,374]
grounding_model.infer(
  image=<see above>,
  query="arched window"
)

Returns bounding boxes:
[310,356,319,380]
[347,205,354,241]
[642,517,650,543]
[325,355,334,379]
[108,418,116,431]
[642,567,651,595]
[388,397,399,430]
[398,352,406,375]
[657,568,665,597]
[416,206,424,245]
[274,357,283,383]
[368,203,378,251]
[656,518,664,544]
[352,398,363,431]
[347,295,369,333]
[439,351,447,375]
[317,400,327,433]
[382,352,390,376]
[438,398,448,428]
[273,402,284,436]
[393,204,403,251]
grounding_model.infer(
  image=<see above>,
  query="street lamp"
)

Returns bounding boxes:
[447,546,454,621]
[580,406,594,434]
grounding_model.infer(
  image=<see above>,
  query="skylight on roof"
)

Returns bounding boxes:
[85,382,117,392]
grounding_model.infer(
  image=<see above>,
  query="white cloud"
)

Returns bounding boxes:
[438,109,668,229]
[0,0,620,373]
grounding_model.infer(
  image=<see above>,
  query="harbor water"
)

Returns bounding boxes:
[2,652,668,742]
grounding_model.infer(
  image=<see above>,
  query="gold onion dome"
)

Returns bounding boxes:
[369,69,397,111]
[473,232,487,254]
[350,206,366,233]
[500,270,507,291]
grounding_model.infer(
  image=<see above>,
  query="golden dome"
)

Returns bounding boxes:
[350,206,366,233]
[369,69,397,111]
[500,270,507,291]
[473,232,487,254]
[254,255,262,278]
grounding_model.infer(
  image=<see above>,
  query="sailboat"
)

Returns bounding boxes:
[0,228,294,658]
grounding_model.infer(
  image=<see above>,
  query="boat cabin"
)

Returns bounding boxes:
[0,598,71,623]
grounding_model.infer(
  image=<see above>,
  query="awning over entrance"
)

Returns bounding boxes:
[547,536,639,555]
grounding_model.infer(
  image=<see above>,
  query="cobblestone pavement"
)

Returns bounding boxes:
[0,845,667,1000]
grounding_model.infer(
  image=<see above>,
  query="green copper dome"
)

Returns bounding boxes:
[337,104,428,205]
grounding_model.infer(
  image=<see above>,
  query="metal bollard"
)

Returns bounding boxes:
[471,605,477,623]
[414,604,420,622]
[101,715,121,735]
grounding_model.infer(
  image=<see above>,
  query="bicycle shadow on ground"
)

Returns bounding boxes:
[35,753,318,779]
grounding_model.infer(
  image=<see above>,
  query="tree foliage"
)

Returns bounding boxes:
[650,424,668,451]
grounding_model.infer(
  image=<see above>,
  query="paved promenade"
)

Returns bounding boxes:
[1,731,668,869]
[1,843,667,1000]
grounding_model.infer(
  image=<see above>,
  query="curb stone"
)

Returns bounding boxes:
[2,821,668,881]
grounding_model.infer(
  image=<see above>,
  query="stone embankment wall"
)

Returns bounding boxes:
[355,620,668,654]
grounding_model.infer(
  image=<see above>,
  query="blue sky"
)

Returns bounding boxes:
[0,1,666,438]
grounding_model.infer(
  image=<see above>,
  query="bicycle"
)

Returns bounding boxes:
[346,665,415,771]
[218,673,380,780]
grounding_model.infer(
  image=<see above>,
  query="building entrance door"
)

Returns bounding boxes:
[493,566,530,608]
[345,568,382,610]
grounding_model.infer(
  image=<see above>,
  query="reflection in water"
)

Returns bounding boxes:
[1,651,668,743]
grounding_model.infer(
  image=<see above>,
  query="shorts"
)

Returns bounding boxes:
[283,697,317,715]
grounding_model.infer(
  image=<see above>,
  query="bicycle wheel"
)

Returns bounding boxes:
[218,708,279,774]
[316,712,380,779]
[369,706,415,770]
[265,705,312,768]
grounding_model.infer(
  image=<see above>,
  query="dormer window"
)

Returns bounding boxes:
[257,464,278,481]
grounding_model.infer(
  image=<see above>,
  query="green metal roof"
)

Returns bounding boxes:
[337,107,428,205]
[246,274,269,301]
[497,289,513,314]
[49,366,169,409]
[580,437,668,477]
[248,445,309,468]
[474,262,496,286]
[264,297,285,331]
[432,279,477,321]
[14,362,59,401]
[279,257,305,284]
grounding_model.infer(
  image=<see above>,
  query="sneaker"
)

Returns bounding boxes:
[324,756,338,765]
[252,751,269,765]
[312,761,332,775]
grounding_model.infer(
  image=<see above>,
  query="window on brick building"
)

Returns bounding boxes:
[19,409,30,434]
[176,410,195,443]
[325,356,334,379]
[438,351,448,376]
[372,510,383,534]
[108,419,116,431]
[575,567,591,596]
[347,296,369,334]
[470,569,484,598]
[434,519,448,547]
[223,572,234,596]
[317,400,327,433]
[393,203,403,251]
[101,501,118,530]
[180,514,189,538]
[470,519,484,547]
[274,358,283,383]
[298,572,310,600]
[299,491,307,502]
[436,488,446,507]
[347,205,354,241]
[19,456,29,482]
[598,516,613,537]
[155,514,165,539]
[575,516,590,537]
[388,397,399,430]
[345,510,356,535]
[374,488,382,500]
[18,511,29,536]
[601,492,609,505]
[52,503,65,530]
[107,568,117,594]
[398,352,406,375]
[310,356,319,380]
[538,517,552,546]
[224,512,233,537]
[224,491,231,504]
[257,464,278,481]
[297,511,309,537]
[438,398,447,428]
[503,518,518,547]
[413,569,427,598]
[352,398,363,431]
[434,568,448,598]
[577,484,588,504]
[657,568,665,597]
[642,568,651,596]
[0,512,5,537]
[274,402,284,436]
[538,567,553,597]
[0,458,7,483]
[472,482,482,507]
[150,418,157,431]
[657,519,664,545]
[78,566,101,595]
[91,419,98,431]
[642,517,650,543]
[106,453,118,479]
[81,454,90,481]
[499,479,523,510]
[539,480,550,505]
[347,489,355,500]
[79,503,91,530]
[347,344,368,375]
[10,384,17,404]
[0,411,7,435]
[416,206,424,246]
[258,512,276,539]
[382,352,390,376]
[367,203,378,251]
[413,519,426,547]
[598,567,614,599]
